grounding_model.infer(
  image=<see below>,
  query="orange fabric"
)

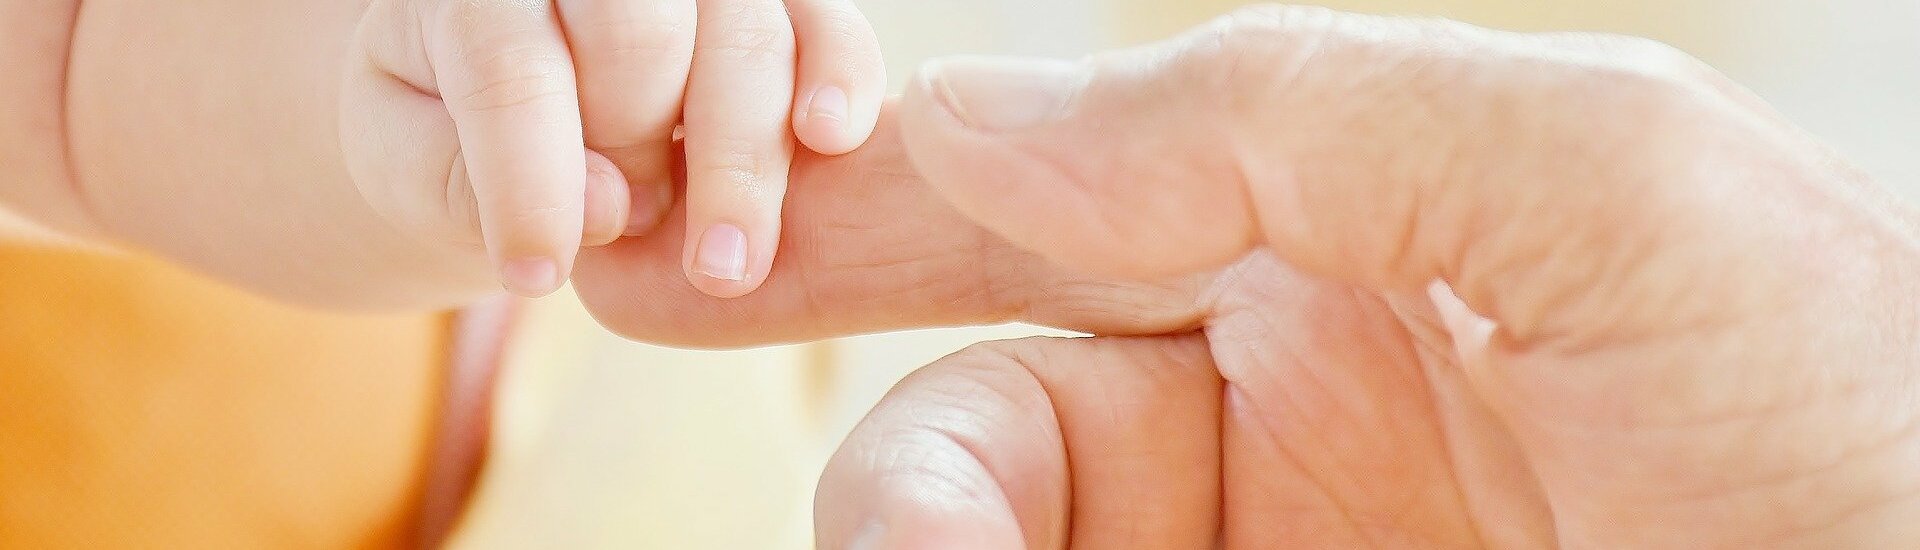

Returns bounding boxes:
[0,245,448,549]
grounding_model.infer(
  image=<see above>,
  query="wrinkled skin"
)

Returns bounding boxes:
[573,5,1920,549]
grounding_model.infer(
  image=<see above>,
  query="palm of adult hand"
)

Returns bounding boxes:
[813,238,1920,549]
[1182,251,1917,548]
[1198,253,1509,548]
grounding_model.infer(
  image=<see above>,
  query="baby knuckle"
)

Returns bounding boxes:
[701,4,795,63]
[451,41,575,113]
[812,5,877,47]
[691,142,776,191]
[503,202,570,227]
[578,13,693,62]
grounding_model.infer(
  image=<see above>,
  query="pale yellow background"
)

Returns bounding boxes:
[452,1,1920,548]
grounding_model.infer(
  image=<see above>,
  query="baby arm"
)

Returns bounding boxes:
[3,0,886,310]
[0,1,95,244]
[30,0,499,308]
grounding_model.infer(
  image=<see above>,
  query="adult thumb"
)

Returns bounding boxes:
[897,5,1821,346]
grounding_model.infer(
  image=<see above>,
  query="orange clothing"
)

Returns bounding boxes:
[0,245,451,548]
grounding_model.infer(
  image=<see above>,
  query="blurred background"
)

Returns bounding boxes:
[449,0,1920,547]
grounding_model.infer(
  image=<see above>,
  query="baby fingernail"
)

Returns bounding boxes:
[501,257,561,296]
[808,86,850,130]
[924,55,1088,131]
[694,223,749,282]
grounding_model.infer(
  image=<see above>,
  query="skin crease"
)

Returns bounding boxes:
[58,0,500,309]
[8,1,1920,547]
[6,0,883,309]
[577,5,1920,549]
[344,0,887,298]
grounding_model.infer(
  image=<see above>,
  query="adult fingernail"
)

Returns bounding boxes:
[807,85,850,130]
[924,55,1088,131]
[501,257,560,296]
[847,520,885,550]
[693,223,749,282]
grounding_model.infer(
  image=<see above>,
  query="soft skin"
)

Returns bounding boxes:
[570,5,1920,549]
[2,0,486,309]
[8,2,1920,546]
[344,0,887,298]
[0,0,884,308]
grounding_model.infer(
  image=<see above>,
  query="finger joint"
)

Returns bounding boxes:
[699,4,795,64]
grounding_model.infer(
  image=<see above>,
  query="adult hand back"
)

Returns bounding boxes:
[815,5,1920,548]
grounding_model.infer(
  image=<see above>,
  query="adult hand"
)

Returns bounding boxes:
[806,5,1920,548]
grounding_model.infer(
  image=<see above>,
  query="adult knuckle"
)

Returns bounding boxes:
[1596,34,1718,87]
[1209,3,1342,58]
[1579,46,1721,143]
[1219,3,1327,39]
[1540,33,1722,117]
[1179,4,1348,110]
[1517,36,1748,242]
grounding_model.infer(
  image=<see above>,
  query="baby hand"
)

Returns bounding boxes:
[341,0,885,298]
